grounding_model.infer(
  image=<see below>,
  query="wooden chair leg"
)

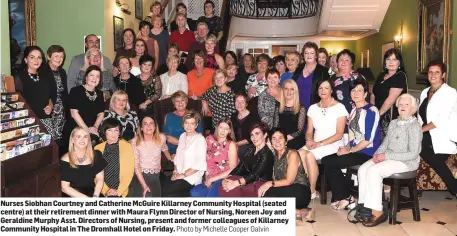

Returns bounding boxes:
[320,166,327,205]
[409,179,421,222]
[389,180,400,225]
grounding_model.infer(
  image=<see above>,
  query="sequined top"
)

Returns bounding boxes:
[273,148,309,186]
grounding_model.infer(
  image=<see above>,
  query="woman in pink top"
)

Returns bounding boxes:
[190,118,238,197]
[129,115,171,197]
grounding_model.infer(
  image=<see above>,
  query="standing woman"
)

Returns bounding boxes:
[161,111,207,197]
[273,56,286,77]
[419,60,457,198]
[204,34,225,70]
[113,28,136,77]
[103,90,139,141]
[114,56,145,109]
[129,115,171,197]
[94,118,135,198]
[138,55,162,116]
[246,54,270,98]
[149,15,169,67]
[317,48,330,69]
[191,118,238,197]
[200,69,236,129]
[238,53,256,87]
[279,79,306,149]
[168,13,196,54]
[187,50,215,99]
[280,51,300,85]
[42,45,68,148]
[61,127,106,198]
[197,0,223,42]
[371,48,407,140]
[224,51,238,66]
[226,64,245,93]
[14,46,56,133]
[292,42,329,111]
[160,54,188,99]
[258,69,281,129]
[130,39,149,76]
[137,21,159,71]
[64,65,105,146]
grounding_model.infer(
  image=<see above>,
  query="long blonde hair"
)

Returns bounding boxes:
[80,47,106,71]
[135,115,162,146]
[68,127,95,168]
[280,79,300,114]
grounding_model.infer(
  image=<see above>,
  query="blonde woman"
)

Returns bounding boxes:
[72,48,116,99]
[129,115,171,197]
[280,51,300,85]
[103,90,139,141]
[160,54,188,99]
[205,34,224,70]
[61,127,106,197]
[279,79,306,149]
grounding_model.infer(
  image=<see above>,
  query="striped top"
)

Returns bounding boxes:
[348,103,381,157]
[103,142,120,190]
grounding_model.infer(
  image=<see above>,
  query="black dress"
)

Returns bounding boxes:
[114,73,146,108]
[230,111,260,156]
[227,74,247,94]
[279,106,306,149]
[60,150,107,197]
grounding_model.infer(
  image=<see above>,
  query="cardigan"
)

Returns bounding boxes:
[94,140,135,197]
[418,83,457,154]
[291,63,329,105]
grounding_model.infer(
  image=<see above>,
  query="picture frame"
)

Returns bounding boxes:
[416,0,450,85]
[135,0,143,20]
[113,16,124,51]
[360,50,370,68]
[381,42,395,66]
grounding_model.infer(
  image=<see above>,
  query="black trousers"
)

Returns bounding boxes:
[161,176,193,197]
[128,172,161,197]
[321,152,371,202]
[421,136,457,195]
[264,183,311,209]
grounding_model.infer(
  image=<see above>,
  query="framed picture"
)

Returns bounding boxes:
[381,42,395,65]
[360,50,370,68]
[417,0,450,84]
[135,0,143,20]
[8,0,36,75]
[113,16,124,51]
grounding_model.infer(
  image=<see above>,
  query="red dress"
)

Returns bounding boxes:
[205,135,232,178]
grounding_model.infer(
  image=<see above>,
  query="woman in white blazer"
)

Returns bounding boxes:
[418,60,457,198]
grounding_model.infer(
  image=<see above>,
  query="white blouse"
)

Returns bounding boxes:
[160,71,188,97]
[174,133,207,185]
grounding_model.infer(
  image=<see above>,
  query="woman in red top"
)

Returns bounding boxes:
[168,13,196,53]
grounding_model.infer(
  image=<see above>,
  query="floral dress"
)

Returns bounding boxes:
[332,71,367,113]
[205,135,231,178]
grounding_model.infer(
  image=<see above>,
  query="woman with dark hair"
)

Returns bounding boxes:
[61,127,106,197]
[114,56,145,109]
[137,21,159,70]
[130,38,149,76]
[371,48,407,141]
[332,49,366,113]
[191,118,238,197]
[419,60,457,199]
[94,118,135,197]
[219,122,274,197]
[231,92,260,157]
[138,55,162,116]
[224,51,238,66]
[64,65,105,146]
[14,45,56,138]
[197,0,223,42]
[169,13,196,53]
[317,48,330,68]
[273,55,286,77]
[238,53,257,85]
[258,69,281,129]
[170,3,196,32]
[150,14,169,67]
[292,42,330,111]
[113,28,136,76]
[187,49,214,99]
[225,64,245,93]
[321,78,381,210]
[246,54,270,98]
[161,111,207,197]
[129,115,171,197]
[298,78,348,199]
[279,79,306,149]
[258,128,313,220]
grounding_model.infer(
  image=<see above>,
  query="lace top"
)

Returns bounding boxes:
[131,134,167,174]
[273,149,309,186]
[279,106,306,138]
[258,90,279,129]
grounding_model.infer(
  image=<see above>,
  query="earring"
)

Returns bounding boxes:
[398,66,401,69]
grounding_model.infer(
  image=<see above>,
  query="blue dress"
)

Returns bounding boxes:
[163,112,204,154]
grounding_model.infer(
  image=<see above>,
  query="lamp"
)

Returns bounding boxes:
[116,0,131,15]
[394,20,404,51]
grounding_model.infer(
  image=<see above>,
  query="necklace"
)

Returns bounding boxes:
[29,72,39,82]
[85,88,97,101]
[75,154,87,164]
[430,84,442,93]
[319,98,334,115]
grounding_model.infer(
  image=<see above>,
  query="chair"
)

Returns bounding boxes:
[317,160,328,205]
[383,171,420,225]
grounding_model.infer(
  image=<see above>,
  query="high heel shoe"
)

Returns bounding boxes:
[362,212,388,227]
[301,208,315,222]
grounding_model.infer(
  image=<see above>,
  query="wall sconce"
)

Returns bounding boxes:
[394,20,404,51]
[116,0,131,15]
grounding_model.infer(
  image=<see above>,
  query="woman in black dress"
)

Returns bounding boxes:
[137,55,162,117]
[61,127,106,197]
[64,65,105,146]
[14,46,56,133]
[114,56,145,111]
[279,79,306,149]
[371,48,407,141]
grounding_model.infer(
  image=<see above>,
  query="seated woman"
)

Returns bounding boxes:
[61,127,106,197]
[279,79,306,149]
[204,34,224,70]
[129,115,171,197]
[321,78,381,210]
[200,69,236,129]
[258,69,281,129]
[230,92,260,157]
[258,128,313,220]
[191,118,238,197]
[163,91,204,154]
[187,49,215,99]
[161,111,207,197]
[246,54,270,98]
[137,55,162,117]
[226,64,245,94]
[298,78,348,199]
[103,90,139,141]
[160,54,188,99]
[114,56,145,109]
[219,122,274,197]
[94,118,135,197]
[357,93,422,227]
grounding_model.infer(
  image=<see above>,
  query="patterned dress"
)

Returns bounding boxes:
[205,135,232,178]
[200,87,236,128]
[245,73,267,98]
[49,70,66,140]
[103,110,139,141]
[332,71,367,113]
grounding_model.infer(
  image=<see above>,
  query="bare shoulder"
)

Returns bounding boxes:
[61,153,70,162]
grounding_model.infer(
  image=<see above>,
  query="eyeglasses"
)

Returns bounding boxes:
[89,54,101,59]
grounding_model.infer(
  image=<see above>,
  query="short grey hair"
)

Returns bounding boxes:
[396,93,418,115]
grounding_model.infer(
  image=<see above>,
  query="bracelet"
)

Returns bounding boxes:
[237,179,242,186]
[93,195,99,198]
[182,172,187,177]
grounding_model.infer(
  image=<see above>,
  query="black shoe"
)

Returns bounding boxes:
[362,213,388,227]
